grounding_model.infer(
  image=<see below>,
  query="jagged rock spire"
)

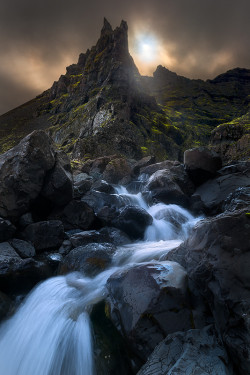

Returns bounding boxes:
[101,17,113,35]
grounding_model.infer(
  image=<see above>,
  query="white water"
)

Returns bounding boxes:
[0,186,201,375]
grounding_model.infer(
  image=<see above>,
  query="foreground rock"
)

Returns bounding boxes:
[112,206,153,240]
[0,130,73,221]
[184,147,222,185]
[60,243,116,276]
[22,220,64,252]
[137,326,233,375]
[106,261,192,361]
[166,208,250,374]
[193,161,250,214]
[0,242,52,293]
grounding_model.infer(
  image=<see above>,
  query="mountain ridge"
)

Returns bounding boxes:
[0,19,250,162]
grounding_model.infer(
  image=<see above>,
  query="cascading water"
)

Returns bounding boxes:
[0,186,201,375]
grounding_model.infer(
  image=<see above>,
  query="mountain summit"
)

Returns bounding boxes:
[0,19,250,162]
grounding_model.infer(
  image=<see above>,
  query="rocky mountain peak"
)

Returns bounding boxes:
[101,17,113,35]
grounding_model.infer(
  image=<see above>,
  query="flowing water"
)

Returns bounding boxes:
[0,187,201,375]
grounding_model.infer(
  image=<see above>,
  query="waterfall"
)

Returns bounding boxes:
[0,185,201,375]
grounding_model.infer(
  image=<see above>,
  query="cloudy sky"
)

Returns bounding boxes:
[0,0,249,115]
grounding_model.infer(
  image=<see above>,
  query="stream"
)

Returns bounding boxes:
[0,186,200,375]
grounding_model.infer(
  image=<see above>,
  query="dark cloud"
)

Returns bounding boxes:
[0,0,250,114]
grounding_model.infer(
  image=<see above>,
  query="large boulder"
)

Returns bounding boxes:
[137,326,233,375]
[184,147,222,185]
[41,150,73,206]
[58,200,95,230]
[0,130,73,220]
[60,243,116,276]
[145,169,190,207]
[0,242,52,293]
[112,205,153,240]
[22,220,64,252]
[193,161,250,214]
[106,261,192,361]
[166,209,250,375]
[9,239,36,258]
[103,158,132,184]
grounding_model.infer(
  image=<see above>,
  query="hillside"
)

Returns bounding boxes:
[0,19,250,163]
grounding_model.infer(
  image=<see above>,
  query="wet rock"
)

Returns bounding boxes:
[0,130,55,220]
[222,186,250,211]
[0,217,16,242]
[41,150,73,206]
[9,239,36,258]
[61,200,95,230]
[194,161,250,214]
[0,242,52,293]
[22,220,64,252]
[81,191,122,213]
[73,173,93,198]
[166,209,250,375]
[145,169,190,207]
[58,240,72,256]
[99,227,131,246]
[184,147,222,185]
[140,160,181,177]
[60,243,116,276]
[92,180,115,194]
[106,261,192,361]
[137,326,233,375]
[112,205,153,240]
[69,230,107,248]
[103,158,132,184]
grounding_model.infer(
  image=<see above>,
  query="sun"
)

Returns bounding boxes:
[134,34,158,62]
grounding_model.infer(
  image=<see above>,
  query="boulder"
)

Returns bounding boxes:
[0,130,55,220]
[0,217,16,242]
[184,147,222,185]
[99,227,131,246]
[81,191,122,214]
[22,220,64,252]
[60,243,116,276]
[92,180,115,194]
[140,160,181,177]
[112,205,153,240]
[194,161,250,214]
[73,173,93,198]
[145,169,190,207]
[106,261,192,361]
[132,155,156,176]
[60,200,95,230]
[41,150,73,206]
[69,230,107,248]
[0,242,52,293]
[137,326,233,375]
[9,239,36,258]
[223,186,250,212]
[166,209,250,375]
[103,158,132,184]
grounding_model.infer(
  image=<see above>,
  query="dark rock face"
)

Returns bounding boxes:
[0,291,11,321]
[106,262,192,361]
[0,217,16,242]
[9,239,36,258]
[60,200,95,230]
[0,131,55,220]
[41,150,73,206]
[194,161,250,214]
[69,230,107,248]
[184,147,222,185]
[137,326,233,375]
[166,209,250,374]
[223,186,250,211]
[22,220,64,252]
[112,205,153,240]
[0,242,52,293]
[60,243,116,276]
